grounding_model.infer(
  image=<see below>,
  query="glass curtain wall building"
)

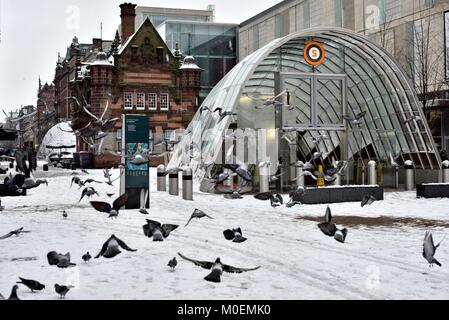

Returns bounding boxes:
[157,21,238,103]
[169,28,441,186]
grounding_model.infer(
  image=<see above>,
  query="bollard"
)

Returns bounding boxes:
[442,160,449,183]
[316,164,325,187]
[394,166,399,189]
[9,162,14,169]
[182,168,193,201]
[332,161,342,186]
[367,160,376,185]
[259,167,270,193]
[361,166,365,185]
[15,166,18,172]
[43,164,49,172]
[295,166,305,188]
[404,160,414,191]
[157,165,167,191]
[168,171,179,196]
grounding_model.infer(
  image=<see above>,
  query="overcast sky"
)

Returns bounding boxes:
[0,0,279,121]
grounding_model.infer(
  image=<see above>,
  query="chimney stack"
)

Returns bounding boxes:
[120,3,137,44]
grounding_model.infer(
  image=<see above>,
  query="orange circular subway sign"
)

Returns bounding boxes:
[304,41,325,66]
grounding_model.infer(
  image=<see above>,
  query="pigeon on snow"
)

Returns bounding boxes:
[178,252,260,283]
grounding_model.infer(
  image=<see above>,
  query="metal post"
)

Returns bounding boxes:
[182,168,193,201]
[259,166,270,193]
[394,166,399,189]
[442,160,449,183]
[404,160,414,191]
[368,160,376,185]
[295,166,304,188]
[361,166,365,185]
[157,165,166,191]
[168,171,179,196]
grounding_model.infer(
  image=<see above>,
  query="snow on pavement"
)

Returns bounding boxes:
[0,164,448,300]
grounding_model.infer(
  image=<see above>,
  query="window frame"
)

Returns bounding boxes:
[160,93,170,111]
[136,93,145,110]
[148,93,158,111]
[124,92,133,110]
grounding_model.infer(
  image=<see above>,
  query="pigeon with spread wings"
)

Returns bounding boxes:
[0,227,31,240]
[178,252,260,283]
[142,220,179,241]
[185,209,214,227]
[95,234,137,259]
[90,193,128,219]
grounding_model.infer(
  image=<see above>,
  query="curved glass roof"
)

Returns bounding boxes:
[169,27,440,180]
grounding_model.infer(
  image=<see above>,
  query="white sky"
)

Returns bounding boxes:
[0,0,279,121]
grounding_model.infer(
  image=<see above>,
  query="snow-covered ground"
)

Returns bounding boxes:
[0,162,448,300]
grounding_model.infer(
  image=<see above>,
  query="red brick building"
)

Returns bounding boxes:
[56,2,201,167]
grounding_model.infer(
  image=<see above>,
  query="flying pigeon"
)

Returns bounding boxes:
[334,228,348,243]
[83,178,103,185]
[81,169,89,174]
[343,111,367,125]
[8,285,20,300]
[254,192,283,208]
[289,185,306,201]
[213,107,238,123]
[54,284,74,299]
[0,227,31,240]
[71,176,84,188]
[82,252,92,263]
[79,187,99,202]
[223,227,247,243]
[90,193,128,219]
[106,193,115,198]
[361,191,376,207]
[423,231,443,267]
[95,234,137,259]
[317,206,337,236]
[143,220,179,241]
[168,257,177,270]
[404,114,422,124]
[185,209,214,227]
[199,105,212,116]
[16,277,45,292]
[47,251,76,268]
[178,252,260,283]
[223,163,252,182]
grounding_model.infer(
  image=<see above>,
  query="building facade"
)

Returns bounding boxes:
[64,3,201,167]
[157,20,238,103]
[134,4,215,29]
[238,0,449,151]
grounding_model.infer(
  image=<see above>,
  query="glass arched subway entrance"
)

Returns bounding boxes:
[169,27,441,188]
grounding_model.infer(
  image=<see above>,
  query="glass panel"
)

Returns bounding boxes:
[316,78,343,126]
[283,78,312,127]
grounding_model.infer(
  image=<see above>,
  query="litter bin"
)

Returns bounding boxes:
[79,152,93,169]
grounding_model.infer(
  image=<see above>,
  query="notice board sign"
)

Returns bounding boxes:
[122,114,150,189]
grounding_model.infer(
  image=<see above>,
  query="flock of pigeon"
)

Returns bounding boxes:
[0,165,263,299]
[0,154,445,299]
